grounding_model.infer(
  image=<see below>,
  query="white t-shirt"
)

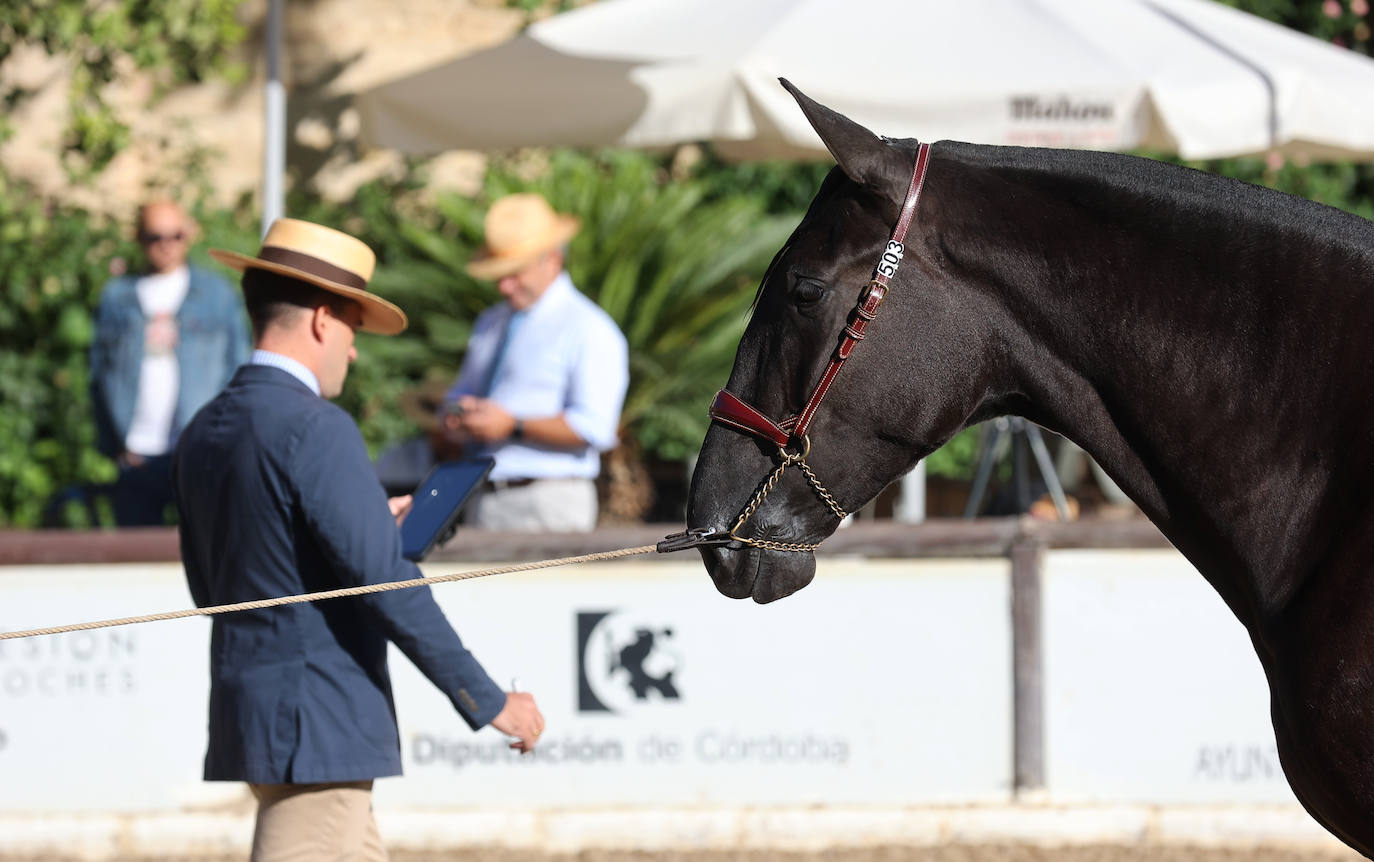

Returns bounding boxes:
[124,266,191,456]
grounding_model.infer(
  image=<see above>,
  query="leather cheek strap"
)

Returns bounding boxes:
[709,389,792,449]
[710,143,932,453]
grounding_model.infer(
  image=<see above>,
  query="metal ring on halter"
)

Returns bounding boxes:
[780,435,811,461]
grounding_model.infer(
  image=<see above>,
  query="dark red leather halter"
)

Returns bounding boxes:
[659,143,933,554]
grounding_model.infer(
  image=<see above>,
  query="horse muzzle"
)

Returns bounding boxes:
[683,531,817,604]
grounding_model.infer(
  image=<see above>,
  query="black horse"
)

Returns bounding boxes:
[686,81,1374,856]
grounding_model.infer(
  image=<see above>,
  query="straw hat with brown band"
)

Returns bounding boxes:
[209,218,408,335]
[466,194,581,281]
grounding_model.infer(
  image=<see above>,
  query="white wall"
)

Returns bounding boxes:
[381,559,1012,808]
[0,565,228,812]
[0,550,1292,816]
[1042,549,1293,804]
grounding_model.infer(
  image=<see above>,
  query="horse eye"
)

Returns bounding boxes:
[793,279,825,305]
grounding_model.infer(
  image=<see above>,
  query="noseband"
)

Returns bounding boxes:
[662,143,932,555]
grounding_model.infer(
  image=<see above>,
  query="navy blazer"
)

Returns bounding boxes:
[172,364,505,783]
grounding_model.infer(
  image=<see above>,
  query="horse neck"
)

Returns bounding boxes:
[936,146,1374,626]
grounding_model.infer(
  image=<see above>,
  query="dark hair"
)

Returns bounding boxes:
[241,268,358,338]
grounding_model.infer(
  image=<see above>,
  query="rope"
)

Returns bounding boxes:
[0,544,659,641]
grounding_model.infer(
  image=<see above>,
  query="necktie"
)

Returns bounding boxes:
[480,311,525,397]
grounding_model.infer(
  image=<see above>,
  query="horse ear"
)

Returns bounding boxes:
[781,78,909,199]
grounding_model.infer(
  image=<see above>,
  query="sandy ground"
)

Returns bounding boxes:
[382,848,1364,862]
[397,850,1367,862]
[6,847,1366,862]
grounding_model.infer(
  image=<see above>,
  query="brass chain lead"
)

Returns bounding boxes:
[795,459,848,521]
[728,438,848,552]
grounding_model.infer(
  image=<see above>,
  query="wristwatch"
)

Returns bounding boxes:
[511,419,525,440]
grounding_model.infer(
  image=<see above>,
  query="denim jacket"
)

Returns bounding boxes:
[90,264,251,458]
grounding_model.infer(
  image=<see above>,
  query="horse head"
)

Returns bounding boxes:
[689,81,1001,603]
[682,80,1374,862]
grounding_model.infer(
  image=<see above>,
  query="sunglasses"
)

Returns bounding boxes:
[139,231,187,245]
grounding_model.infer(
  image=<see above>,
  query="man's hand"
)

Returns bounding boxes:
[456,397,517,442]
[490,690,544,753]
[434,403,472,459]
[388,495,413,526]
[117,451,146,469]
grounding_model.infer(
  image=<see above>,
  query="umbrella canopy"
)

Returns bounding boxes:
[355,0,1374,162]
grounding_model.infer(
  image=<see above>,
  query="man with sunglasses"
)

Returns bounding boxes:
[90,199,250,526]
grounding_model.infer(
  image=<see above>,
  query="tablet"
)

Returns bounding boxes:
[399,457,494,561]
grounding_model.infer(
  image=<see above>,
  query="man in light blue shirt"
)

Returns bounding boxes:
[442,194,628,531]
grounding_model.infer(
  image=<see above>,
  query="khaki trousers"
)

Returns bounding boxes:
[249,781,387,861]
[465,477,598,532]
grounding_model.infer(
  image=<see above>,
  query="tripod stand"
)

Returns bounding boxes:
[962,417,1072,520]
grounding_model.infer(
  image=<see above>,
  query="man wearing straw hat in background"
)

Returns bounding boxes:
[441,193,628,532]
[173,218,544,860]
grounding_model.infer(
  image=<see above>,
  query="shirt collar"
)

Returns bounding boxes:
[250,349,321,396]
[520,270,573,318]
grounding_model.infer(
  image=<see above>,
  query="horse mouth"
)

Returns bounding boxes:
[698,545,816,603]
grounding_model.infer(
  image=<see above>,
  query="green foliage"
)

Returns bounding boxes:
[0,1,248,175]
[0,184,130,526]
[691,150,834,213]
[506,0,580,13]
[925,428,984,479]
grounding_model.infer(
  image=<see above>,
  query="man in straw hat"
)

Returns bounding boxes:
[440,193,628,531]
[173,218,544,860]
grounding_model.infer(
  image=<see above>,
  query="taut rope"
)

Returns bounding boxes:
[0,544,658,641]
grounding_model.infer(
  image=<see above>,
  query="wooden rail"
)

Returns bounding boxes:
[0,516,1170,566]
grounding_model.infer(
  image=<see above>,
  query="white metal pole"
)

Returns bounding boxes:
[893,461,926,523]
[261,0,286,237]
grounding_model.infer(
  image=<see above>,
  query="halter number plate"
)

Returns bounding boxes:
[876,240,904,279]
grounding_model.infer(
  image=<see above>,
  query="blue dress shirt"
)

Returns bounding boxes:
[446,273,628,481]
[249,349,320,395]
